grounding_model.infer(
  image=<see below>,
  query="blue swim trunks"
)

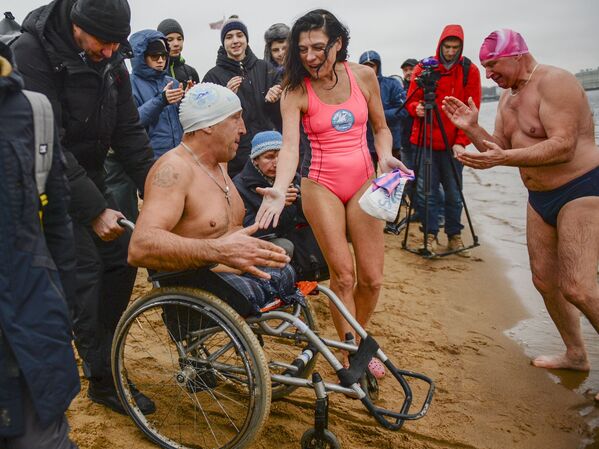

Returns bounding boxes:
[528,165,599,227]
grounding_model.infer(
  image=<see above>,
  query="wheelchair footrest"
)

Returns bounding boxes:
[360,358,435,431]
[336,335,379,387]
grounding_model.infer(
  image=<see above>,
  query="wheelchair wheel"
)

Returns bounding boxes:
[300,428,340,449]
[112,287,271,449]
[254,301,319,400]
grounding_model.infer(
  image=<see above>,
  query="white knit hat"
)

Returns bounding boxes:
[179,83,242,133]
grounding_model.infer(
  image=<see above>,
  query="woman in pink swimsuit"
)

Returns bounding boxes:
[257,10,409,375]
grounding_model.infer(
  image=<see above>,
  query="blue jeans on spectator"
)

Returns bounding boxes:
[416,150,464,237]
[402,144,444,222]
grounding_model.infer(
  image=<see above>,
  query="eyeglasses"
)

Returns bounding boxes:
[148,53,168,62]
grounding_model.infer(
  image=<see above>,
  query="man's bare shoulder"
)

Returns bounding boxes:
[537,65,580,94]
[148,149,193,192]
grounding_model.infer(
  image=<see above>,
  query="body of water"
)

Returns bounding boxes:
[467,89,599,447]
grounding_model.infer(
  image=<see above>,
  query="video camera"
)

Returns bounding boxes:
[415,57,442,93]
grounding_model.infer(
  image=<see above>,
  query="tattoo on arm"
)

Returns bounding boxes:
[152,163,180,188]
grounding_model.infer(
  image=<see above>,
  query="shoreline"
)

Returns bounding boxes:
[66,226,590,448]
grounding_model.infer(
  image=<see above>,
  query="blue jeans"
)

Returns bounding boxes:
[402,144,444,220]
[416,150,464,236]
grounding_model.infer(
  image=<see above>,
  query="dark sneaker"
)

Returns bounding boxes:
[88,380,156,415]
[448,234,470,258]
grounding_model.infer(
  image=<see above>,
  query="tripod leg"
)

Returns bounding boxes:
[433,106,479,246]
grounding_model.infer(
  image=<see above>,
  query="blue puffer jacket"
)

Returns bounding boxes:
[0,42,79,436]
[359,50,407,152]
[130,30,183,158]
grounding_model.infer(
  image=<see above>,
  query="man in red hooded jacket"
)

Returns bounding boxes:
[406,24,481,256]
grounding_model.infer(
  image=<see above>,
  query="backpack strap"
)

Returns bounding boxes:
[461,56,471,87]
[21,90,54,220]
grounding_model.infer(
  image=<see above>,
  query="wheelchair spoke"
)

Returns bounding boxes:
[113,293,271,449]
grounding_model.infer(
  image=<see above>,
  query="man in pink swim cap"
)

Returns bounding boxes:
[479,28,529,63]
[441,29,599,399]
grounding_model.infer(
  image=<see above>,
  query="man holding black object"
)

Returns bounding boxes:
[12,0,155,414]
[406,24,481,256]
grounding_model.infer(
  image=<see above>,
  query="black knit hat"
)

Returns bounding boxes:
[157,18,184,38]
[70,0,131,43]
[220,17,248,45]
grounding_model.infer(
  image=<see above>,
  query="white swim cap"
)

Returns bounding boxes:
[179,83,242,133]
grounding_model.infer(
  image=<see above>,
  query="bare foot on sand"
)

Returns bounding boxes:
[531,354,590,371]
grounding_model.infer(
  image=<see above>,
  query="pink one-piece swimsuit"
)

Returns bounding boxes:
[301,61,374,204]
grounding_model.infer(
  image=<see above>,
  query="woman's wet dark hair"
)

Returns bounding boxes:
[283,9,350,91]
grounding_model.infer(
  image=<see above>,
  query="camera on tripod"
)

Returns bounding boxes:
[415,57,442,93]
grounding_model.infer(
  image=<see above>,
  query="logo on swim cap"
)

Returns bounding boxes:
[189,86,219,107]
[331,109,355,132]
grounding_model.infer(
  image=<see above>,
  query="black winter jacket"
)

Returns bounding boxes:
[203,47,281,176]
[232,159,301,238]
[12,0,154,225]
[168,55,200,84]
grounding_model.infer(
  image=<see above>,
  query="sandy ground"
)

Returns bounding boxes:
[66,229,592,449]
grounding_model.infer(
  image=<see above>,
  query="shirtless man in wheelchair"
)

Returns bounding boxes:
[128,82,300,311]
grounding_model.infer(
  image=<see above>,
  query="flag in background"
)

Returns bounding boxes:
[209,17,225,30]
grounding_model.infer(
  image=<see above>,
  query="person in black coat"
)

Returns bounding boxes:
[0,41,78,449]
[233,131,301,240]
[233,131,328,281]
[11,0,155,414]
[157,18,200,84]
[203,16,282,177]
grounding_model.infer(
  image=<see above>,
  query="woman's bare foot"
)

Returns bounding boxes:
[531,353,590,371]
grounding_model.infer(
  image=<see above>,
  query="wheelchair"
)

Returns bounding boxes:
[112,220,434,449]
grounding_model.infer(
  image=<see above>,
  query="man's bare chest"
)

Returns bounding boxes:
[501,97,547,143]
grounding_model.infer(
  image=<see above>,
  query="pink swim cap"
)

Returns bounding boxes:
[479,29,529,63]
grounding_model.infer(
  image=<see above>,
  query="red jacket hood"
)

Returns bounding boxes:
[435,24,464,61]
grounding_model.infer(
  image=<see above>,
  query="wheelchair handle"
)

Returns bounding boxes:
[117,218,135,231]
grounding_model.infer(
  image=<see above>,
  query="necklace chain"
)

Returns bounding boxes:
[181,142,230,205]
[510,63,540,97]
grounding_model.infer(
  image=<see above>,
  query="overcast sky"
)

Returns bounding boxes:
[5,0,598,86]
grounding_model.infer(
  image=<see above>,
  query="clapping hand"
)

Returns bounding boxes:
[455,140,507,169]
[442,96,479,130]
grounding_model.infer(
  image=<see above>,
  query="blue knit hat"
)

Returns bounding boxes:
[221,17,249,45]
[251,131,282,159]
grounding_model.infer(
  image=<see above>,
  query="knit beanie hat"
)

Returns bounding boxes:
[221,17,249,45]
[70,0,131,43]
[157,18,184,38]
[251,131,282,159]
[179,83,242,133]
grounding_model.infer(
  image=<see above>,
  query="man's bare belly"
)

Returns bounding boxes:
[515,140,599,191]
